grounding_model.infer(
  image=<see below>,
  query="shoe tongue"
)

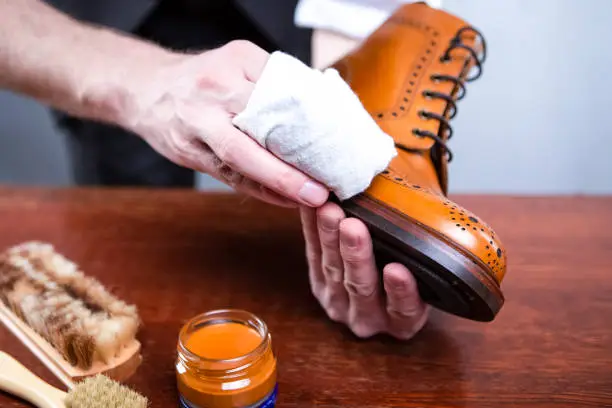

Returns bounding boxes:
[332,2,482,152]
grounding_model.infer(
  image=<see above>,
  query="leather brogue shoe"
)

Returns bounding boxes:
[331,2,506,322]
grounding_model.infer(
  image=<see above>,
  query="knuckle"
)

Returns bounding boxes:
[386,298,427,320]
[342,250,369,266]
[344,279,376,298]
[195,71,226,94]
[387,304,420,319]
[164,134,198,167]
[210,153,224,171]
[319,235,339,251]
[168,133,192,155]
[160,142,184,166]
[384,275,416,297]
[322,264,342,282]
[214,138,240,168]
[319,239,335,251]
[305,250,319,267]
[384,277,408,293]
[317,214,341,234]
[324,286,341,304]
[226,172,245,189]
[225,39,253,54]
[212,157,244,188]
[273,169,299,196]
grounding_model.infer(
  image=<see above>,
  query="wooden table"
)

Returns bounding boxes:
[0,187,611,407]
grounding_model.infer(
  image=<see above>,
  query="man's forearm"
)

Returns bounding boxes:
[0,0,174,126]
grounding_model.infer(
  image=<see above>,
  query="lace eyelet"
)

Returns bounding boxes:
[418,110,429,120]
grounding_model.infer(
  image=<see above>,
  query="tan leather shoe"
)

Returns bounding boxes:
[331,2,506,322]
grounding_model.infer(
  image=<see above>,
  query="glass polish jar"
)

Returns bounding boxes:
[176,309,277,408]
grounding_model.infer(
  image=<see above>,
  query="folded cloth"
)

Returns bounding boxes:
[232,51,397,201]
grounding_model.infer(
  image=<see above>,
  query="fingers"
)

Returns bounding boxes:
[383,263,429,340]
[210,154,294,207]
[222,40,270,83]
[210,126,329,207]
[316,203,349,322]
[257,185,299,208]
[173,138,296,208]
[300,206,325,293]
[317,204,345,283]
[339,218,383,338]
[233,178,298,208]
[225,81,255,115]
[305,210,428,341]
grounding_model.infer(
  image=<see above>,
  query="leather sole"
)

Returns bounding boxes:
[338,194,504,322]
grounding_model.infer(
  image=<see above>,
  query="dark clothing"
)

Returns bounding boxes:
[46,0,311,187]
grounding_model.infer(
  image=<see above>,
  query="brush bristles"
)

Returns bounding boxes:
[0,241,140,369]
[66,374,148,408]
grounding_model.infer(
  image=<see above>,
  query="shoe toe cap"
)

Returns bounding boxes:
[367,175,507,284]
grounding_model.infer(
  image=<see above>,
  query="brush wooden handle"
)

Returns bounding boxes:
[0,351,67,408]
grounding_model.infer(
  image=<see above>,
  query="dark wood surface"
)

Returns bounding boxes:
[1,187,611,407]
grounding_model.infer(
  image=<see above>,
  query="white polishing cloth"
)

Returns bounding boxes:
[232,51,397,201]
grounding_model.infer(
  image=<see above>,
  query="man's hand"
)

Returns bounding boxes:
[0,1,328,208]
[300,202,429,340]
[122,40,329,208]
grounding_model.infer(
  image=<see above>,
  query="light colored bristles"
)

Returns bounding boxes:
[0,241,140,369]
[65,374,148,408]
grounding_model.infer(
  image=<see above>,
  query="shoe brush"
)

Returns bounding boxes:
[0,350,148,407]
[0,241,142,388]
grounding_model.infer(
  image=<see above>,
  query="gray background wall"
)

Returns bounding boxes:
[1,0,611,194]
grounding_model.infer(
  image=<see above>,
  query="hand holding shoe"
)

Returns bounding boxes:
[300,202,429,340]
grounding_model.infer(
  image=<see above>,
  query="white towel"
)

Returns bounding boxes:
[232,51,397,201]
